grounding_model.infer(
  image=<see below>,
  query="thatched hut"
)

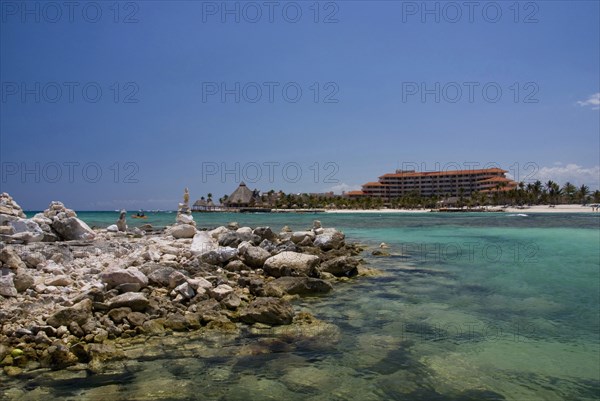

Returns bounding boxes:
[225,182,261,207]
[192,198,208,212]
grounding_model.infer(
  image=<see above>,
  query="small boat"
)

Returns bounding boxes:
[131,210,147,219]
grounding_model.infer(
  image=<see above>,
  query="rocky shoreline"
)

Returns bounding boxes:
[0,192,375,380]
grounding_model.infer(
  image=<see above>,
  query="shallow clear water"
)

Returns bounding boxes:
[7,212,600,400]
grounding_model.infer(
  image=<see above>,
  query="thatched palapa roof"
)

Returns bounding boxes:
[226,182,260,206]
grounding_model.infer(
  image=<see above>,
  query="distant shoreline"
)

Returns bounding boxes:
[325,205,598,214]
[23,205,598,215]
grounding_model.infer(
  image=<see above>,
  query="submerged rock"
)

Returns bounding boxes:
[87,343,125,373]
[320,256,359,277]
[264,277,333,297]
[240,297,294,326]
[372,249,391,257]
[40,343,78,370]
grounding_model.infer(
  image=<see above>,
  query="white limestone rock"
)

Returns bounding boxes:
[190,232,218,256]
[0,192,26,219]
[187,277,212,290]
[263,252,320,278]
[51,217,95,241]
[209,226,230,239]
[169,224,197,239]
[208,284,233,301]
[313,228,345,251]
[176,214,195,226]
[173,282,195,299]
[9,219,44,243]
[291,231,316,244]
[106,225,119,233]
[237,227,253,235]
[0,274,18,297]
[44,275,73,287]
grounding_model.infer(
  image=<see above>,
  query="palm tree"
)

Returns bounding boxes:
[562,182,576,203]
[457,188,465,208]
[470,191,485,207]
[552,183,562,204]
[577,185,590,204]
[492,191,500,206]
[545,181,561,205]
[528,180,542,204]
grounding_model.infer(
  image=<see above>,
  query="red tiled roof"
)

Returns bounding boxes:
[363,182,384,187]
[478,176,513,183]
[346,191,364,196]
[379,167,507,179]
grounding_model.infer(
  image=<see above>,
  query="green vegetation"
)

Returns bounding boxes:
[250,181,600,210]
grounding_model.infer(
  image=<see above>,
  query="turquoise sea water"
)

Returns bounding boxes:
[8,212,600,400]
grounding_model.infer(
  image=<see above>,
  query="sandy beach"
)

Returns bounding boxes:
[502,205,599,214]
[325,205,599,214]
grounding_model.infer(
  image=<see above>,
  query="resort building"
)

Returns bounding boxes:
[224,182,262,208]
[347,168,517,200]
[192,198,217,212]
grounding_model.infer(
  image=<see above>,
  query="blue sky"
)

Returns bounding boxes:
[1,1,599,210]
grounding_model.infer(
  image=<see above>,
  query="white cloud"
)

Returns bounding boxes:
[328,183,361,194]
[536,164,600,189]
[577,93,600,110]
